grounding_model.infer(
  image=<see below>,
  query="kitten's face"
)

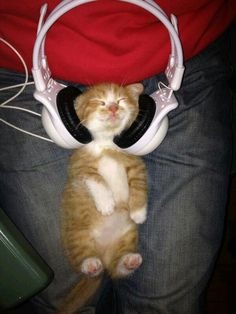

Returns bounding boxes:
[74,83,143,140]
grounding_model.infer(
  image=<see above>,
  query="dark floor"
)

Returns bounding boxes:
[205,176,236,314]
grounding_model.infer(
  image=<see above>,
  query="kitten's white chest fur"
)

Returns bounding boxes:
[86,156,132,253]
[98,156,129,203]
[85,154,129,216]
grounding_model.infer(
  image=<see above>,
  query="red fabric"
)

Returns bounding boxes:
[0,0,235,84]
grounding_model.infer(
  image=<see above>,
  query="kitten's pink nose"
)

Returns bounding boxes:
[108,103,118,114]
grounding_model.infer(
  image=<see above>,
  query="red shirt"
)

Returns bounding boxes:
[0,0,235,84]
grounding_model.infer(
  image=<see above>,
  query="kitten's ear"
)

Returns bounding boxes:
[126,83,144,98]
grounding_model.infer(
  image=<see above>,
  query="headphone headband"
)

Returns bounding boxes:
[32,0,184,92]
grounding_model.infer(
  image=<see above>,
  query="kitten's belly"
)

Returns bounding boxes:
[98,156,129,203]
[92,210,133,247]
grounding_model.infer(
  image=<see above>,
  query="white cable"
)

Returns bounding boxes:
[0,118,53,142]
[0,105,41,116]
[0,38,53,143]
[0,37,30,107]
[0,81,35,91]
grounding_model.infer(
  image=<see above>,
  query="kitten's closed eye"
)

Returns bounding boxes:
[88,99,106,107]
[99,101,106,106]
[117,97,127,104]
[96,97,127,107]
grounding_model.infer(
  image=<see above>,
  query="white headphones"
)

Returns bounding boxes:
[32,0,185,155]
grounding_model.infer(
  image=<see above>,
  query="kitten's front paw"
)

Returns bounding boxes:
[85,179,115,216]
[130,206,147,224]
[97,196,115,216]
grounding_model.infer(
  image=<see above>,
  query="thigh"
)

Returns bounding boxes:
[0,70,80,312]
[116,33,233,314]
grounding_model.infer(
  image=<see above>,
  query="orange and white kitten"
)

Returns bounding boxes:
[58,83,148,314]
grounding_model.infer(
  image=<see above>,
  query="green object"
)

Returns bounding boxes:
[0,208,54,310]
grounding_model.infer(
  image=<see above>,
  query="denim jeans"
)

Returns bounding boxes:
[0,32,233,314]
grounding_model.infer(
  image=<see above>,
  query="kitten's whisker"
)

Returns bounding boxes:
[119,80,125,88]
[120,72,131,87]
[75,118,88,129]
[84,78,93,89]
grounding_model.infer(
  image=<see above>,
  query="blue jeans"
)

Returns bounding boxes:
[0,32,233,314]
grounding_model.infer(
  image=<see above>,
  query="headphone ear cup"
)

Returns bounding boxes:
[57,86,93,144]
[114,94,156,148]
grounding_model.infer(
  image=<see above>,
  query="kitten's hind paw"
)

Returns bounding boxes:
[116,253,142,277]
[81,257,103,277]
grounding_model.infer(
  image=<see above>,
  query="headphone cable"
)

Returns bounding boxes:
[0,37,53,143]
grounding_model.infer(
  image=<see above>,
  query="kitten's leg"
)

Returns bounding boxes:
[106,226,141,278]
[127,160,148,224]
[62,218,104,274]
[62,182,106,275]
[85,178,115,215]
[64,232,102,272]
